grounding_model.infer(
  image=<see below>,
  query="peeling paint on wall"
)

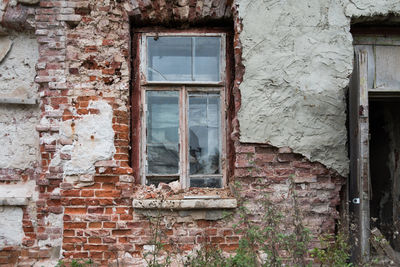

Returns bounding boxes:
[59,100,115,175]
[236,0,400,176]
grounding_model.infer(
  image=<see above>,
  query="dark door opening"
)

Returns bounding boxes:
[370,99,400,251]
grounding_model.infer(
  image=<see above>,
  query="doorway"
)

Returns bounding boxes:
[369,99,400,250]
[350,29,400,262]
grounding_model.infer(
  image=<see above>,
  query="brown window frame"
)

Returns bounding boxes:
[131,28,232,189]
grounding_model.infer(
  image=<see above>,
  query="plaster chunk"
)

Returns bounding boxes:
[60,101,115,175]
[0,206,23,247]
[236,0,400,176]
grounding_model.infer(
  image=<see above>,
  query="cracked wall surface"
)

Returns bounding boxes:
[237,0,400,176]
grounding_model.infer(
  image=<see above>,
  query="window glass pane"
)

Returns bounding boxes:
[147,36,221,82]
[147,177,179,187]
[147,37,191,81]
[193,37,220,81]
[146,91,179,174]
[188,93,220,175]
[190,177,222,188]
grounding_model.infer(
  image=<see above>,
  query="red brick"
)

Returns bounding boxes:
[84,46,98,53]
[62,190,80,197]
[88,207,104,214]
[69,198,85,205]
[95,190,120,197]
[210,237,224,244]
[81,190,94,197]
[220,244,239,252]
[88,237,102,244]
[89,222,102,228]
[205,228,217,236]
[63,237,86,243]
[83,244,108,251]
[112,229,131,235]
[65,208,87,214]
[103,222,116,228]
[89,251,104,259]
[64,222,87,229]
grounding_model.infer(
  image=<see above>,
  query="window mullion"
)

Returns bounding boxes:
[191,37,195,82]
[180,85,188,188]
[141,87,147,185]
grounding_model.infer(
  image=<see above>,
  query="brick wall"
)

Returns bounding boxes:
[0,0,345,266]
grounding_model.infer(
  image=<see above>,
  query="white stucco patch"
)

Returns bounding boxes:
[0,206,23,247]
[236,0,400,176]
[59,100,115,175]
[0,32,39,170]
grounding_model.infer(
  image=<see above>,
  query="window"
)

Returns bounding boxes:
[135,31,229,189]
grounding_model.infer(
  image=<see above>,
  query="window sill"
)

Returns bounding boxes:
[132,198,237,210]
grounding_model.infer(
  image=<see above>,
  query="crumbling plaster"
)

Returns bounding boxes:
[57,100,115,175]
[236,0,400,176]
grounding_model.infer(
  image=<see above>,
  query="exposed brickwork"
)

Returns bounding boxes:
[234,143,343,234]
[0,0,345,266]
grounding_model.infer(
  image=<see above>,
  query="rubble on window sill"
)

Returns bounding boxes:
[132,181,237,210]
[132,181,234,200]
[132,198,237,210]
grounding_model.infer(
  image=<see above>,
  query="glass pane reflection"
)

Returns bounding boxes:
[193,37,220,81]
[147,36,221,82]
[148,37,191,81]
[146,91,179,174]
[188,93,221,175]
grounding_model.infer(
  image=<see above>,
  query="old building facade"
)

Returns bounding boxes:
[0,0,399,266]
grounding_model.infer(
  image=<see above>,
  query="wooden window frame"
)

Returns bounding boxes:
[132,29,230,189]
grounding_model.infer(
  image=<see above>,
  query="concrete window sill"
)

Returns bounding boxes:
[132,198,237,210]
